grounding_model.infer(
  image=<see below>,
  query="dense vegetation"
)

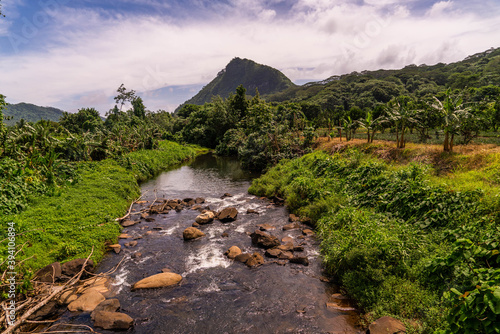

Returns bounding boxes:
[4,103,65,126]
[1,46,500,332]
[0,90,197,296]
[249,147,500,333]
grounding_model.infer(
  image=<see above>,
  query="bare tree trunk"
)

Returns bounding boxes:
[444,131,450,151]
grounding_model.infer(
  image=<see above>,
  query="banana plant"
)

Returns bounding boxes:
[431,89,473,152]
[384,96,419,149]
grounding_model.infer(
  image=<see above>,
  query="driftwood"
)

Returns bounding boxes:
[115,191,147,221]
[1,249,95,334]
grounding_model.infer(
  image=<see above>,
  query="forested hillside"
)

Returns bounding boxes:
[4,102,65,125]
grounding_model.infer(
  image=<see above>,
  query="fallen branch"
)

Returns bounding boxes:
[115,191,147,221]
[1,248,94,334]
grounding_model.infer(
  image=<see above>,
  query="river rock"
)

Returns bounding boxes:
[283,222,301,231]
[290,256,309,266]
[278,243,294,252]
[246,252,265,267]
[183,227,205,240]
[68,289,105,312]
[29,301,59,321]
[195,211,215,224]
[225,246,242,259]
[121,220,138,227]
[218,207,238,222]
[58,289,78,305]
[300,217,312,225]
[257,223,275,231]
[119,233,132,239]
[265,248,281,258]
[62,259,94,277]
[141,213,149,220]
[132,272,182,290]
[302,229,315,237]
[132,252,142,259]
[293,246,305,252]
[195,197,205,204]
[192,222,200,227]
[35,262,62,283]
[192,205,203,211]
[278,251,294,260]
[125,241,138,248]
[247,209,259,214]
[289,214,300,222]
[282,236,294,244]
[235,253,252,263]
[93,311,133,330]
[220,193,233,199]
[91,299,120,320]
[109,244,121,254]
[250,230,281,249]
[368,316,406,334]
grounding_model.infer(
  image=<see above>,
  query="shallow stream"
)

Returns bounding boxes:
[60,153,360,334]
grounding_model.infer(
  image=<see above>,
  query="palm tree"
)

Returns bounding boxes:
[356,111,379,143]
[431,89,472,152]
[385,96,418,149]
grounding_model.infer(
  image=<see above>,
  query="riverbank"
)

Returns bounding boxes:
[0,141,197,282]
[249,139,500,333]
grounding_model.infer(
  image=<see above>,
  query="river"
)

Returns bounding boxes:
[59,153,360,334]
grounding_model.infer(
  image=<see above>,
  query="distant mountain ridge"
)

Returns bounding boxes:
[4,103,65,125]
[178,57,296,109]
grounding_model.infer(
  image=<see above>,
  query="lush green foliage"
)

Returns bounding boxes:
[249,150,500,333]
[177,86,315,171]
[0,141,195,286]
[3,102,65,126]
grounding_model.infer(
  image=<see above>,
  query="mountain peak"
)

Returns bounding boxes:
[178,58,296,108]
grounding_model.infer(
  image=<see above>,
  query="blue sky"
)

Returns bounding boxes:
[0,0,499,114]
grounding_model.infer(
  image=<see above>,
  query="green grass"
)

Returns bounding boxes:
[0,141,196,282]
[249,149,500,333]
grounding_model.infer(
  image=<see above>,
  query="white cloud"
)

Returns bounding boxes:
[0,0,499,113]
[427,0,454,17]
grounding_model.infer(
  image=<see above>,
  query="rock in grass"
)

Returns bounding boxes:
[121,220,138,227]
[93,311,133,330]
[68,289,105,312]
[368,316,406,334]
[34,262,61,283]
[183,227,205,240]
[132,272,182,290]
[109,244,121,254]
[61,259,94,277]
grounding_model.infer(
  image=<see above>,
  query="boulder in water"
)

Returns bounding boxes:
[132,272,182,290]
[250,230,280,249]
[183,227,205,240]
[93,311,133,330]
[225,246,242,259]
[218,207,238,222]
[195,211,215,224]
[67,289,105,312]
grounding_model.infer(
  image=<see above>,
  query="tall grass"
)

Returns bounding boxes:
[249,149,500,333]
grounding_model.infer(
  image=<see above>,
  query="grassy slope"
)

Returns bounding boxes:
[0,141,196,280]
[249,139,500,333]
